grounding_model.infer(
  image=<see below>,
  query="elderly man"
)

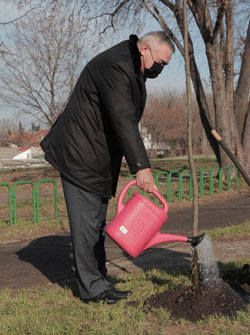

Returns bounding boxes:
[41,31,175,304]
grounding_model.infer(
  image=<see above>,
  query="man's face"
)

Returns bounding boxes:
[140,42,172,77]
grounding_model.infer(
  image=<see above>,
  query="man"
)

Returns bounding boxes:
[41,31,175,304]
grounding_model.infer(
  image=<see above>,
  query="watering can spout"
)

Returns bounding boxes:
[187,233,205,247]
[142,232,189,251]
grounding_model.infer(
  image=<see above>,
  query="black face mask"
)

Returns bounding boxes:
[143,61,164,79]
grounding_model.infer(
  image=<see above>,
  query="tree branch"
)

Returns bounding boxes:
[143,0,184,55]
[85,0,131,34]
[0,6,42,25]
[212,0,226,44]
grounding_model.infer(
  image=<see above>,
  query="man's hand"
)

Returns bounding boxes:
[136,168,156,193]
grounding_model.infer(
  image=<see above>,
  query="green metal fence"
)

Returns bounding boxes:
[36,179,58,223]
[129,165,239,203]
[13,181,37,225]
[0,179,58,225]
[0,165,239,225]
[0,183,13,225]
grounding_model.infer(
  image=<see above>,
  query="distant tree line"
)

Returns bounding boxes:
[141,90,214,157]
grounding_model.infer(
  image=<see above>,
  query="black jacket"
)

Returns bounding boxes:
[41,35,150,198]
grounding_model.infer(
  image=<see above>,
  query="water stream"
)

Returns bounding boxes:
[192,234,222,288]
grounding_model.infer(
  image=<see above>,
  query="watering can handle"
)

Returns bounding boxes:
[116,179,168,214]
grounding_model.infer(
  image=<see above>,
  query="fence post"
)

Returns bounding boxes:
[13,181,36,225]
[0,183,13,225]
[128,174,136,199]
[167,170,179,203]
[179,170,192,202]
[36,179,58,223]
[155,171,168,203]
[199,169,210,198]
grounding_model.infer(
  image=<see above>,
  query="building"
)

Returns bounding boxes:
[0,146,47,169]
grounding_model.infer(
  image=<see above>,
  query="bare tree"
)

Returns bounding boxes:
[141,91,187,157]
[89,0,250,173]
[0,118,18,141]
[0,2,90,126]
[141,90,210,157]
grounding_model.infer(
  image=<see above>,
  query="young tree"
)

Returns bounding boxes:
[0,2,90,126]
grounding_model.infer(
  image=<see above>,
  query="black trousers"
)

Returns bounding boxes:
[61,175,112,299]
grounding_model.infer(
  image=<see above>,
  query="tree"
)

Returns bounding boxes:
[90,0,250,173]
[141,90,210,156]
[30,123,40,133]
[141,91,187,156]
[0,118,18,140]
[0,2,91,126]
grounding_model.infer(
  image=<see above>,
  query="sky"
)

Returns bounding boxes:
[0,1,210,127]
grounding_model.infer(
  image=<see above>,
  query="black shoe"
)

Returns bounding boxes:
[112,287,132,297]
[82,288,127,305]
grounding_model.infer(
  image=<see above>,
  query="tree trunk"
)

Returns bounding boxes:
[234,21,250,139]
[242,101,250,165]
[206,44,232,167]
[183,0,199,236]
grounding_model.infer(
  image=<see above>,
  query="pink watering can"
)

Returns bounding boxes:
[106,180,204,258]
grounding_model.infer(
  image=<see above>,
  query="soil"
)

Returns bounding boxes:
[145,264,250,322]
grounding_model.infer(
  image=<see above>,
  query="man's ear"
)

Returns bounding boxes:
[139,43,148,56]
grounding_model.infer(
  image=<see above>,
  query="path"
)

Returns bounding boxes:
[0,194,249,291]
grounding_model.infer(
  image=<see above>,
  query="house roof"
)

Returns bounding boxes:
[8,129,48,146]
[18,146,31,151]
[0,146,43,160]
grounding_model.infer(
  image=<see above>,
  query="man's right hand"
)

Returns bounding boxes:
[136,168,156,193]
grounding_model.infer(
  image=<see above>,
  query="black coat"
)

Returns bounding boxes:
[40,35,150,198]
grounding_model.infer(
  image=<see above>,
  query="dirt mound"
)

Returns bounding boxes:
[146,281,247,322]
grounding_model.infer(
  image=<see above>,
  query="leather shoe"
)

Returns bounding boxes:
[112,287,132,297]
[82,288,127,305]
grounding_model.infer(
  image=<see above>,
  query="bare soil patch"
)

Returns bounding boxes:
[145,264,250,322]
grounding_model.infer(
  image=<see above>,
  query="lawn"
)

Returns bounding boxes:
[0,263,249,335]
[0,156,250,334]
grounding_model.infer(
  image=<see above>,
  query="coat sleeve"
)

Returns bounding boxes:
[97,64,151,174]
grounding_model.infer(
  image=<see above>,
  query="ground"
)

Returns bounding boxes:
[146,275,249,322]
[1,166,250,324]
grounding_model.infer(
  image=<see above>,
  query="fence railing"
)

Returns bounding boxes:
[0,183,13,225]
[129,165,239,203]
[0,165,239,225]
[0,179,58,225]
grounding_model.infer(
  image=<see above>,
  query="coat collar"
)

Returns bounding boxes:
[128,34,143,78]
[128,34,147,110]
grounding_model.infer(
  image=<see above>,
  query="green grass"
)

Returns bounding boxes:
[0,217,69,241]
[0,267,249,335]
[204,220,250,239]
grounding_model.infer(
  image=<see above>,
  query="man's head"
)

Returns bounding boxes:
[137,31,175,78]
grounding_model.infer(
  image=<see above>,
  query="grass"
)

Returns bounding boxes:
[204,220,250,239]
[0,266,249,335]
[0,217,69,242]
